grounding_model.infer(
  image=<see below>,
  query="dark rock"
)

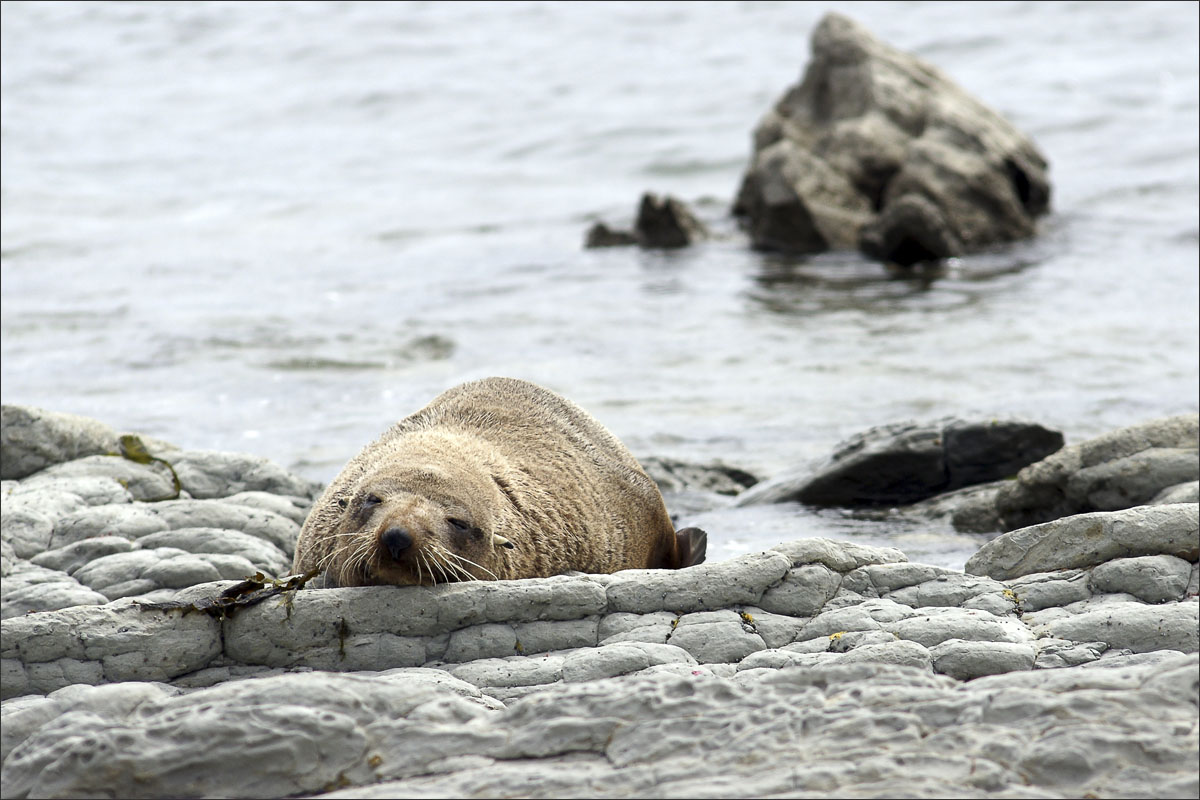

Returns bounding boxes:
[735,417,1062,508]
[640,457,758,496]
[634,193,708,249]
[584,222,638,249]
[734,12,1050,263]
[859,194,964,267]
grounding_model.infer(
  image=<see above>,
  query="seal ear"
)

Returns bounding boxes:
[674,527,707,568]
[493,534,516,550]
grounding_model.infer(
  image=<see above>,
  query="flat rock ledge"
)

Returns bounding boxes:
[4,520,1198,798]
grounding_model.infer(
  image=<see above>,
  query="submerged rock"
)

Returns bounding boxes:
[733,12,1050,264]
[736,416,1062,507]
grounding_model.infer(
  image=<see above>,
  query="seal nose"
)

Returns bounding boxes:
[381,527,414,561]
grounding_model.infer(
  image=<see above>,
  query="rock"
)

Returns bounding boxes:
[996,414,1199,529]
[583,193,708,250]
[633,192,708,248]
[22,455,178,502]
[1,672,498,799]
[1152,480,1199,505]
[136,528,292,578]
[639,456,758,496]
[667,610,766,663]
[0,561,110,619]
[1035,600,1198,654]
[757,563,842,616]
[735,416,1061,507]
[928,639,1036,680]
[1088,555,1193,604]
[72,548,258,601]
[50,498,303,555]
[171,450,320,501]
[965,503,1199,580]
[604,550,792,614]
[584,222,638,248]
[0,405,120,480]
[859,192,963,265]
[1,599,222,698]
[560,642,696,683]
[903,480,1005,532]
[9,658,1187,799]
[1006,569,1091,612]
[733,13,1050,263]
[30,536,136,575]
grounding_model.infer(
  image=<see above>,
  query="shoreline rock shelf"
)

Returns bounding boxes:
[1,403,1197,798]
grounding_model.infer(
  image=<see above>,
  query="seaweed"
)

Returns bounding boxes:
[136,570,319,620]
[114,433,182,501]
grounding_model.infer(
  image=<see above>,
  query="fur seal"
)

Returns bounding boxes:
[293,377,707,586]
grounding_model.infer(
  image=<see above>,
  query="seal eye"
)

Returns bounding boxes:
[336,498,348,510]
[447,518,472,533]
[362,494,383,510]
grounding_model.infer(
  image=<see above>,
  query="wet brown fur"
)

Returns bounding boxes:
[293,377,704,586]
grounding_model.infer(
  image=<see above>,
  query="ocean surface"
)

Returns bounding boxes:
[3,1,1197,569]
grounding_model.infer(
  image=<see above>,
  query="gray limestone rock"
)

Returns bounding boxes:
[1006,569,1092,612]
[996,414,1199,529]
[1088,554,1193,604]
[667,610,766,663]
[0,506,55,560]
[1035,599,1198,654]
[29,536,135,575]
[23,456,177,502]
[219,490,314,526]
[884,572,1010,611]
[929,639,1036,680]
[769,537,907,572]
[736,607,809,649]
[0,405,121,480]
[733,13,1050,262]
[71,548,256,600]
[136,527,291,577]
[1152,480,1199,505]
[757,562,842,616]
[596,611,678,645]
[0,561,109,619]
[966,503,1199,580]
[561,642,697,683]
[903,480,1005,533]
[604,550,792,613]
[737,417,1061,507]
[171,450,320,501]
[1067,448,1199,512]
[1,600,222,698]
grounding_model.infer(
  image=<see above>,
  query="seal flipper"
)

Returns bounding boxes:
[674,526,707,568]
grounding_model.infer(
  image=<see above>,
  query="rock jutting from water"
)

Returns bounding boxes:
[735,416,1063,508]
[1,403,1198,799]
[584,192,709,250]
[732,12,1051,265]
